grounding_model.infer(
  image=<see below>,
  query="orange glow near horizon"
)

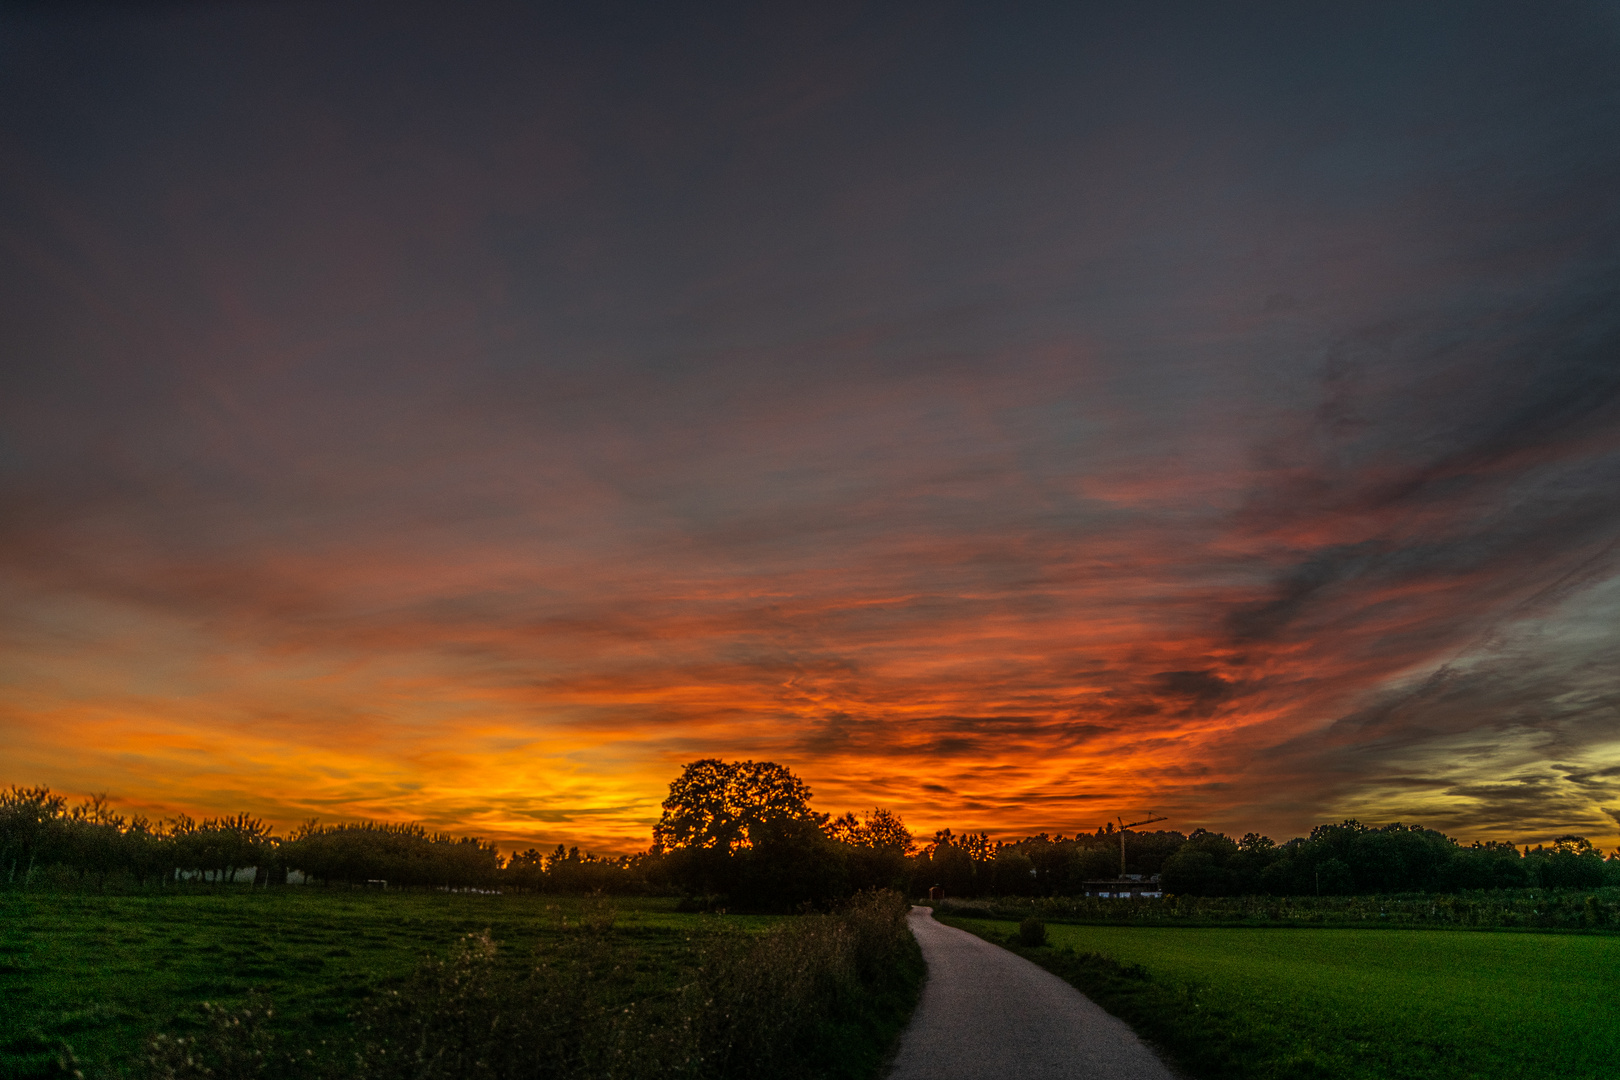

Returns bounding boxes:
[7,475,1617,855]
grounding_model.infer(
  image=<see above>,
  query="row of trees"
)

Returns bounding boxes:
[646,761,1620,902]
[285,821,503,888]
[0,766,915,902]
[642,761,1620,904]
[0,788,276,887]
[899,822,1618,899]
[914,826,1188,898]
[8,766,1620,903]
[0,787,508,890]
[902,822,1620,898]
[1156,821,1618,896]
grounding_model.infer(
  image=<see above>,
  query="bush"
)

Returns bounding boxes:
[142,994,294,1080]
[1017,917,1047,946]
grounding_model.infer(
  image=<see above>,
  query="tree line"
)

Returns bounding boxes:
[6,762,1618,903]
[0,787,514,891]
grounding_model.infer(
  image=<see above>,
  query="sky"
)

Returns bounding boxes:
[3,2,1619,854]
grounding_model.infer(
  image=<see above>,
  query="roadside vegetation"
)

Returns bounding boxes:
[936,887,1620,931]
[1,889,920,1080]
[939,914,1620,1080]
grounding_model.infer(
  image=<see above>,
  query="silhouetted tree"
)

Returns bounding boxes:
[828,808,914,892]
[0,786,66,884]
[1161,830,1243,895]
[281,820,499,888]
[653,759,820,851]
[1527,835,1607,889]
[653,759,846,907]
[989,846,1037,895]
[917,830,983,897]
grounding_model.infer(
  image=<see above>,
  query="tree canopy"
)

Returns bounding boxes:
[828,808,914,854]
[653,758,823,853]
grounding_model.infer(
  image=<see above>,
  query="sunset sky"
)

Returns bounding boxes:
[3,3,1619,854]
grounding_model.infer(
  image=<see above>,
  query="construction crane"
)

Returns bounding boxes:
[1116,813,1168,878]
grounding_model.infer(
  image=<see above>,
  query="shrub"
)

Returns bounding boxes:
[1017,917,1047,946]
[677,887,918,1078]
[142,994,292,1080]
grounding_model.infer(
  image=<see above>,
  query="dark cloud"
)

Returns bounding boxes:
[1148,671,1234,716]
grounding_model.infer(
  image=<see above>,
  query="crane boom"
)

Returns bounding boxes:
[1116,813,1168,878]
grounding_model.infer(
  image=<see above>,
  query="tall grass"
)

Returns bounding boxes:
[129,890,920,1080]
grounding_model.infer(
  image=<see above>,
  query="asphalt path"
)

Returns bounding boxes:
[887,906,1178,1080]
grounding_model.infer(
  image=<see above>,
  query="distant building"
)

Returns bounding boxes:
[1081,874,1163,899]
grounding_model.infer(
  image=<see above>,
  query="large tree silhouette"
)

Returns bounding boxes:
[654,759,843,907]
[653,759,821,852]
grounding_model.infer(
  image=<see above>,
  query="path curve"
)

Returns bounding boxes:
[887,906,1177,1080]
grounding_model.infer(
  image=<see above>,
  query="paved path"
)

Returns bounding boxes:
[887,906,1177,1080]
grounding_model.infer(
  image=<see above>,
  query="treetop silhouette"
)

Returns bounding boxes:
[653,758,823,853]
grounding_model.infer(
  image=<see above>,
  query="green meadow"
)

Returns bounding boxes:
[0,890,794,1079]
[13,888,1617,1080]
[941,915,1620,1080]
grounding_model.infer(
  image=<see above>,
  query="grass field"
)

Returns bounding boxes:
[0,890,788,1079]
[941,915,1620,1080]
